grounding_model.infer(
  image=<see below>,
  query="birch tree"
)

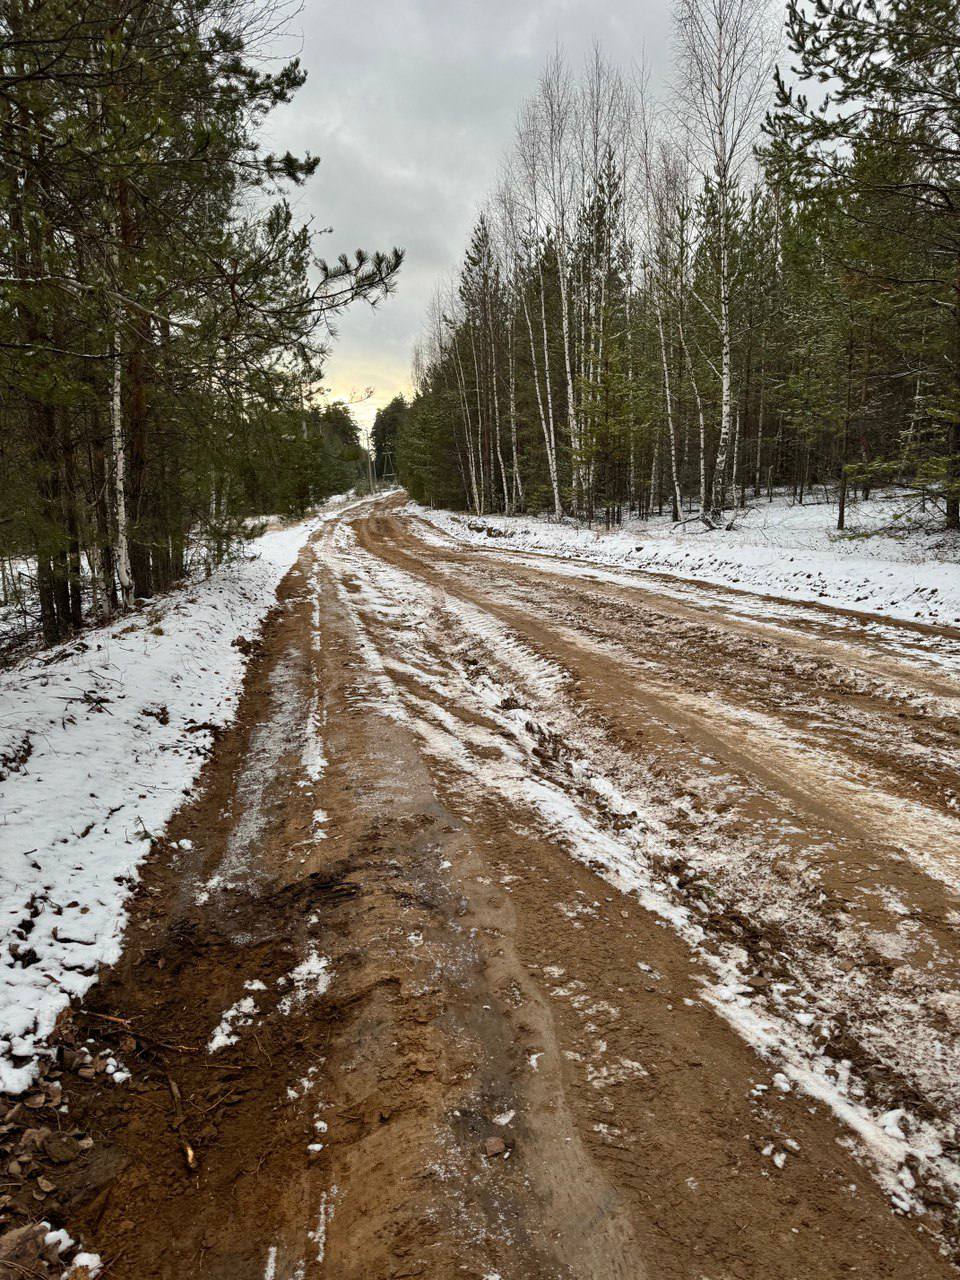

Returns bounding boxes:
[674,0,776,524]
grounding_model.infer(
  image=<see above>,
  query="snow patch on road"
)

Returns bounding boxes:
[208,996,257,1051]
[207,980,266,1052]
[303,558,331,840]
[310,1188,337,1263]
[195,647,305,905]
[66,1252,103,1277]
[279,948,331,1014]
[303,685,329,841]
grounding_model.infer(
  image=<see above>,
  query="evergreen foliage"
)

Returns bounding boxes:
[0,0,402,645]
[372,395,407,480]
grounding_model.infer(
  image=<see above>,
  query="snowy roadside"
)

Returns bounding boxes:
[0,497,352,1093]
[409,495,960,629]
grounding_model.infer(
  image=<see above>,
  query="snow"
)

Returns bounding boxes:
[208,994,258,1052]
[43,1226,73,1254]
[303,559,330,840]
[279,948,331,1014]
[410,492,960,629]
[0,508,327,1093]
[309,1190,335,1264]
[67,1253,102,1277]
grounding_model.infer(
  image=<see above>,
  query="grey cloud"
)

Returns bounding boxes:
[265,0,673,427]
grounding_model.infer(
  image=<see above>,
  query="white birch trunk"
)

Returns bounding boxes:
[537,262,563,516]
[452,341,480,514]
[486,305,510,512]
[507,312,524,509]
[111,324,134,610]
[523,289,562,518]
[710,222,733,523]
[655,298,683,522]
[678,312,708,515]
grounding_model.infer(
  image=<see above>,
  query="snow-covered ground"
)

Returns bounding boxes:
[411,492,960,629]
[0,499,356,1093]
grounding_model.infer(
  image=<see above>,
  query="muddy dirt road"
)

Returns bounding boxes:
[23,493,960,1278]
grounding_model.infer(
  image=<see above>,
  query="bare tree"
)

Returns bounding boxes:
[674,0,776,525]
[640,133,685,524]
[510,116,564,518]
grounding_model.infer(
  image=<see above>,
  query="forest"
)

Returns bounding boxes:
[0,0,401,646]
[3,3,960,1276]
[398,0,960,536]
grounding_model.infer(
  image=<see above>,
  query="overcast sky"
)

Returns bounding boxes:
[264,1,674,434]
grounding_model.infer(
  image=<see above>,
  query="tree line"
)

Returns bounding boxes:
[399,0,960,536]
[1,0,402,646]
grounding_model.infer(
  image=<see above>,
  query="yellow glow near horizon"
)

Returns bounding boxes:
[320,358,413,441]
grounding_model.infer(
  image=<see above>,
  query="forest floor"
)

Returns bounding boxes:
[3,491,960,1279]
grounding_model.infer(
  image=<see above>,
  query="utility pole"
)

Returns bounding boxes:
[366,424,377,494]
[381,445,397,487]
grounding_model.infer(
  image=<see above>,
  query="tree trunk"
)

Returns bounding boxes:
[507,314,524,510]
[524,283,561,517]
[948,281,960,529]
[111,321,135,611]
[655,299,683,523]
[710,207,734,525]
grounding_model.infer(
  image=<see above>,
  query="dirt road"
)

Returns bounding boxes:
[24,493,960,1278]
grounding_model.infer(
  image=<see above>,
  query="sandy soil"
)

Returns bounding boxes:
[6,493,960,1279]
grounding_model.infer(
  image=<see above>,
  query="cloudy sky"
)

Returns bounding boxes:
[264,0,674,435]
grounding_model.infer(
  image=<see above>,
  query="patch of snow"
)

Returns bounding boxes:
[586,1057,648,1088]
[279,948,331,1014]
[309,1189,336,1263]
[67,1253,102,1277]
[208,995,258,1052]
[195,647,306,905]
[43,1227,73,1254]
[302,575,330,840]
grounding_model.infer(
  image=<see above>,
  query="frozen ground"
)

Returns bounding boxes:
[410,491,960,629]
[0,496,363,1092]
